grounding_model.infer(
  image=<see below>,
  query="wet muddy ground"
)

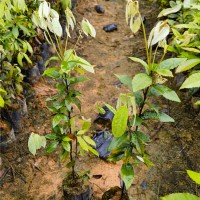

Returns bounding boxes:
[1,0,200,199]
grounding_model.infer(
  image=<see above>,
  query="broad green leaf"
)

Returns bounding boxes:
[81,18,96,37]
[132,73,152,92]
[62,141,70,151]
[129,57,149,74]
[156,69,173,77]
[43,67,60,79]
[28,133,46,156]
[159,112,174,122]
[53,114,68,128]
[121,163,134,189]
[112,106,128,138]
[23,53,32,64]
[77,136,88,151]
[12,27,19,39]
[187,170,200,184]
[0,96,4,107]
[161,193,200,200]
[158,4,182,17]
[181,47,200,54]
[83,136,96,146]
[195,100,200,105]
[0,88,6,93]
[45,133,57,140]
[62,137,72,142]
[17,53,23,66]
[180,72,200,89]
[88,145,99,156]
[174,23,200,29]
[115,74,132,91]
[152,85,180,102]
[74,56,95,73]
[46,141,59,153]
[158,58,187,70]
[176,59,200,73]
[108,132,128,151]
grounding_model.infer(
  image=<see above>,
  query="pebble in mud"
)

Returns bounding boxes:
[103,24,118,32]
[95,5,105,13]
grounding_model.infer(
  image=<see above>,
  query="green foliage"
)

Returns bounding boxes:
[28,1,98,180]
[161,193,200,200]
[106,0,183,190]
[28,132,46,156]
[187,170,200,185]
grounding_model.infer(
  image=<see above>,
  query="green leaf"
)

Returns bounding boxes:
[132,73,152,92]
[77,136,88,151]
[12,27,19,39]
[23,53,32,64]
[43,67,60,79]
[52,114,68,128]
[187,170,200,185]
[130,16,142,34]
[121,163,134,189]
[28,133,46,156]
[104,104,116,114]
[176,59,200,73]
[62,141,70,151]
[88,145,99,156]
[108,132,128,151]
[180,72,200,89]
[74,57,95,73]
[0,96,5,107]
[152,85,181,102]
[129,57,149,74]
[46,141,59,153]
[155,69,173,77]
[45,56,60,67]
[158,4,182,17]
[18,24,30,36]
[112,106,128,138]
[159,112,174,122]
[161,193,200,200]
[81,18,96,37]
[115,74,132,90]
[17,53,23,66]
[83,136,96,146]
[45,133,57,140]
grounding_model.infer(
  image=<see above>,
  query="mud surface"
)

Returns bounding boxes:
[1,0,200,200]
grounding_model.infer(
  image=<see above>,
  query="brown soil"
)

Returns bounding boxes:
[1,0,200,200]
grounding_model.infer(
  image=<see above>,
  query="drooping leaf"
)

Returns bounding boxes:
[43,67,60,79]
[81,18,96,37]
[112,106,128,138]
[12,27,19,39]
[161,193,200,200]
[83,136,96,147]
[176,59,200,73]
[28,133,46,156]
[129,57,149,74]
[0,96,5,107]
[187,170,200,185]
[121,163,134,189]
[180,72,200,89]
[130,16,142,34]
[155,69,173,77]
[132,73,152,92]
[77,136,88,151]
[158,3,182,17]
[62,141,70,151]
[88,145,99,156]
[51,18,63,37]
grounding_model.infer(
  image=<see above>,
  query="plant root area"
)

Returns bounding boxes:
[1,0,200,199]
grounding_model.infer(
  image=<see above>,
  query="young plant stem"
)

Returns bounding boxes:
[140,14,150,65]
[136,87,149,131]
[66,79,75,179]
